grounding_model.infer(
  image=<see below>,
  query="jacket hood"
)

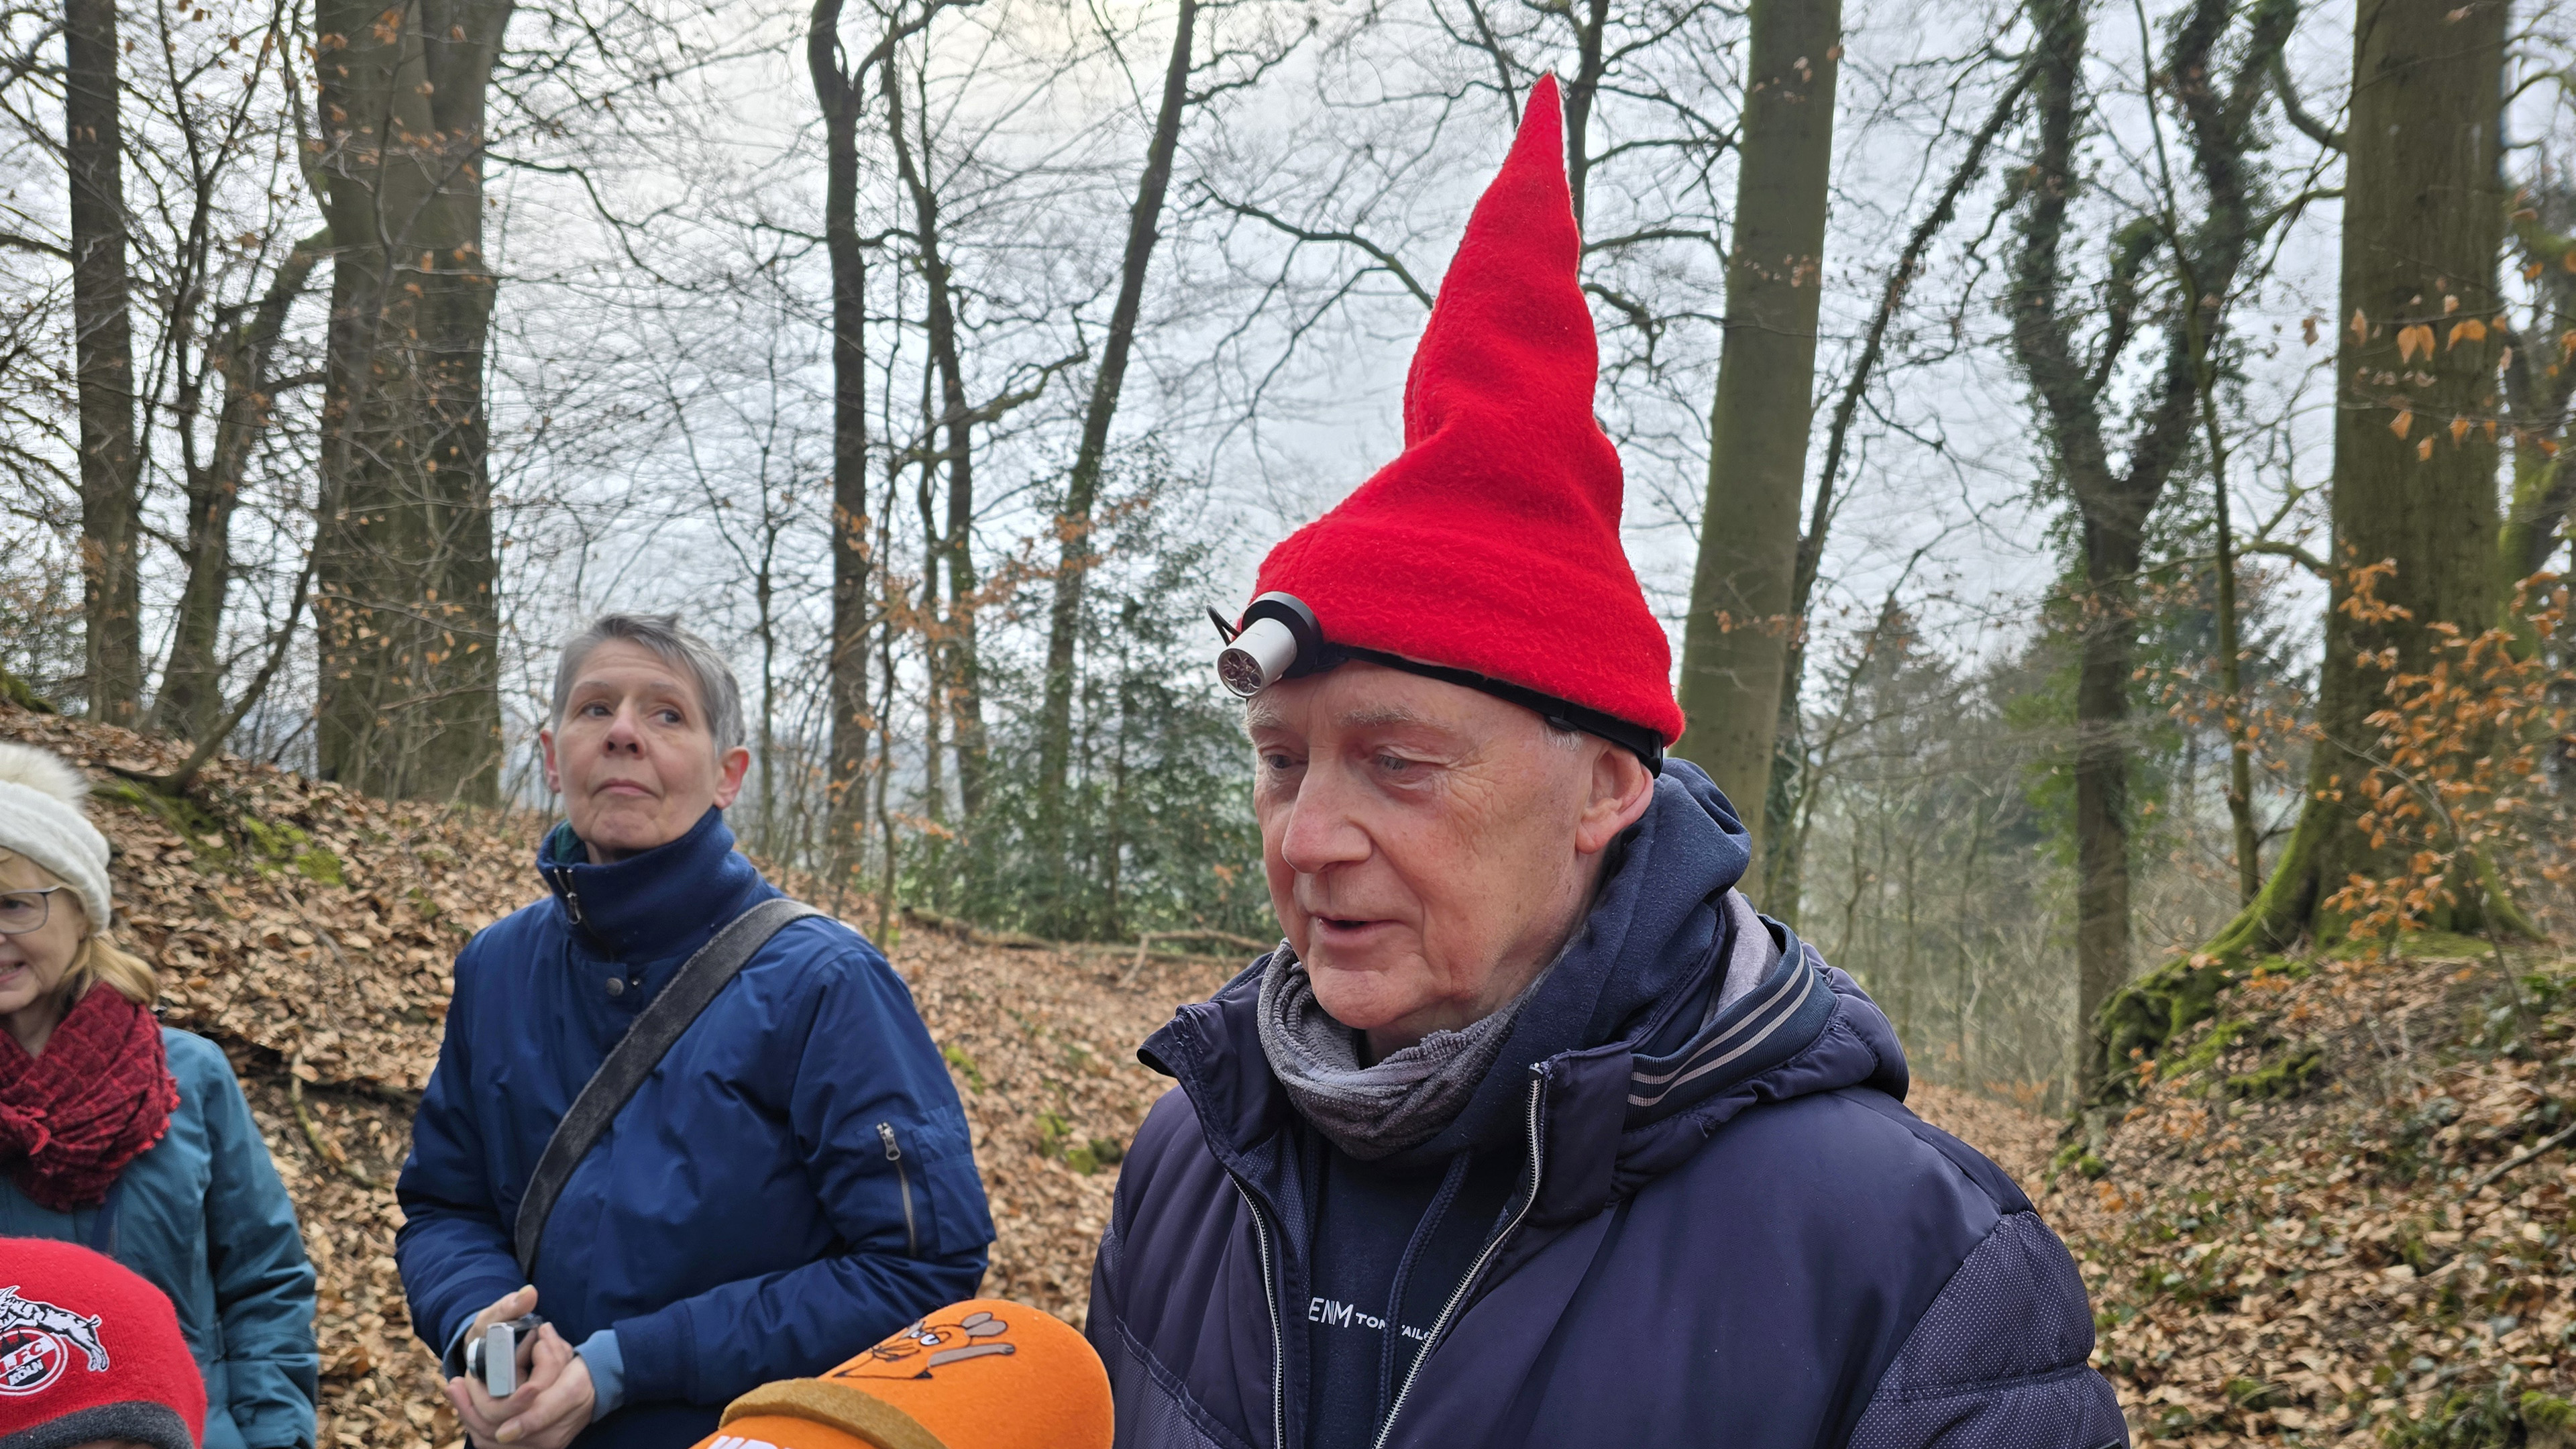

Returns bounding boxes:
[1142,761,1909,1212]
[537,806,765,963]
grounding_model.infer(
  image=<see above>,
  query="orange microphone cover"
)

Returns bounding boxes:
[690,1300,1113,1449]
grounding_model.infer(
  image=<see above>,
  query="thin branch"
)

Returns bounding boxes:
[0,229,68,260]
[1802,65,2031,619]
[2241,538,2330,577]
[1204,191,1434,308]
[2270,50,2344,151]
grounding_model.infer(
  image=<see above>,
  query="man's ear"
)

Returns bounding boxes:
[1574,741,1656,855]
[711,745,753,810]
[538,729,562,796]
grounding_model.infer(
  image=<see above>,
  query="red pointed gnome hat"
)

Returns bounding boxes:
[1246,74,1682,746]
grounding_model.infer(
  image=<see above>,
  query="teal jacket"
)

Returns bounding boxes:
[0,1026,319,1449]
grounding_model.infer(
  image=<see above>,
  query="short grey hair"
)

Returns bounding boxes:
[551,612,747,756]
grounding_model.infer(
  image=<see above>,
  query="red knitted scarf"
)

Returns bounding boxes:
[0,985,180,1211]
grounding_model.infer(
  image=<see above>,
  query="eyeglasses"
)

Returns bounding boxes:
[0,888,70,936]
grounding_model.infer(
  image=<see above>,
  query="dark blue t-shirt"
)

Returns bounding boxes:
[1303,1147,1517,1449]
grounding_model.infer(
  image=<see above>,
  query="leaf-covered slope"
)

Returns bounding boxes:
[1998,947,2576,1446]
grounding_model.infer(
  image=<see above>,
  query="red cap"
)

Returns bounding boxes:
[0,1239,205,1449]
[1248,74,1684,747]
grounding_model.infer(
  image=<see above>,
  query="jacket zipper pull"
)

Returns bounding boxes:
[878,1122,920,1257]
[557,869,584,926]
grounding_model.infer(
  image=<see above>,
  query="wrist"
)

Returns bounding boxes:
[441,1316,477,1380]
[573,1329,625,1423]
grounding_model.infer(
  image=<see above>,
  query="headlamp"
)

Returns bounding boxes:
[1209,590,1664,774]
[1212,592,1325,698]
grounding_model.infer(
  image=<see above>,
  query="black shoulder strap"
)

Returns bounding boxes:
[513,896,824,1277]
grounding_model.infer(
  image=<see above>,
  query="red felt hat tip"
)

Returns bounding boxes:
[1247,74,1682,746]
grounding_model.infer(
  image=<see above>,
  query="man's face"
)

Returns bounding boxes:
[539,639,750,865]
[1248,663,1655,1059]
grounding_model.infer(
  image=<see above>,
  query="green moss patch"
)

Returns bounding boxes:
[2223,1041,2324,1100]
[91,782,343,887]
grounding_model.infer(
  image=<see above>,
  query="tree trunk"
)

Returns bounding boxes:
[1034,0,1196,928]
[885,53,985,820]
[2198,361,2262,905]
[2071,519,2143,1077]
[814,0,871,887]
[310,0,510,804]
[156,230,329,744]
[1672,0,1839,859]
[2210,0,2508,953]
[2008,0,2291,1091]
[64,0,142,726]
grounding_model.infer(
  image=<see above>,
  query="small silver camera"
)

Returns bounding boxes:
[464,1313,545,1398]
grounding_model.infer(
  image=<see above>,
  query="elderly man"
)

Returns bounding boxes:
[397,613,991,1449]
[1083,79,2125,1449]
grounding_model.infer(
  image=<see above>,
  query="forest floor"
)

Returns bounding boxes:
[13,701,2576,1447]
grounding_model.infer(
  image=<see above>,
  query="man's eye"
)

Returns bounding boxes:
[1261,753,1299,773]
[1375,753,1418,774]
[657,709,683,725]
[582,702,610,716]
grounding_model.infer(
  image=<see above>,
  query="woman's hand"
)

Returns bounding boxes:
[446,1288,597,1449]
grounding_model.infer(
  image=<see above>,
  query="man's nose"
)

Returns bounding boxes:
[1277,763,1370,875]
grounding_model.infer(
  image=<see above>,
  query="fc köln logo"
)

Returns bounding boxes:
[0,1286,109,1397]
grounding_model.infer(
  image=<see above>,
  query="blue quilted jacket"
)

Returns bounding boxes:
[1085,763,2127,1449]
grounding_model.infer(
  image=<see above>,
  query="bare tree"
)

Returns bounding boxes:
[2209,0,2510,957]
[154,225,327,745]
[1033,0,1197,926]
[309,0,511,802]
[1673,0,1841,865]
[64,0,140,722]
[2006,0,2292,1091]
[812,0,938,888]
[1762,66,2031,918]
[882,30,989,818]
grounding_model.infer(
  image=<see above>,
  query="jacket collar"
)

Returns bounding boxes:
[536,806,765,963]
[1140,762,1908,1221]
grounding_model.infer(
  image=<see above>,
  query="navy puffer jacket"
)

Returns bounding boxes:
[1085,763,2126,1449]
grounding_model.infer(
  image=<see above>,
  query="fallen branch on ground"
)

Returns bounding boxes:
[288,1051,382,1189]
[2472,1120,2576,1191]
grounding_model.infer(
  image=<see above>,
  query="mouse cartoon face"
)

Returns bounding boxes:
[831,1309,1017,1381]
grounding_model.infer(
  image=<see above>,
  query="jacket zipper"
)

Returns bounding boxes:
[1229,1173,1289,1449]
[877,1122,919,1256]
[553,867,585,926]
[1371,1071,1548,1449]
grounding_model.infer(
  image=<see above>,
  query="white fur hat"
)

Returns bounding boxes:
[0,742,114,936]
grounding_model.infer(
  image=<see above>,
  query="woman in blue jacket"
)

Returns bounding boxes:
[396,613,991,1449]
[0,741,319,1449]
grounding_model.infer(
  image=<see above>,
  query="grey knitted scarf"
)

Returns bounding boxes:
[1256,943,1543,1161]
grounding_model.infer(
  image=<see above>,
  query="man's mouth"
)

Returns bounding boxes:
[596,781,654,798]
[1311,916,1385,938]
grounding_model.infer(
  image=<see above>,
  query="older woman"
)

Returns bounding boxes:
[0,741,318,1449]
